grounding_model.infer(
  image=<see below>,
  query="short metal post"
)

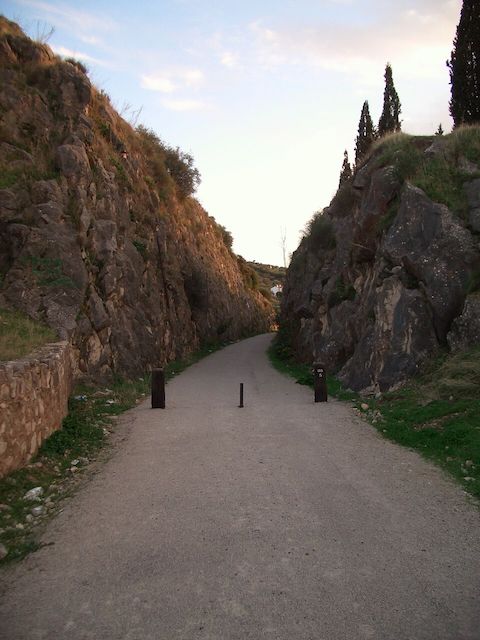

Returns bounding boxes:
[313,363,327,403]
[151,368,165,409]
[239,383,244,408]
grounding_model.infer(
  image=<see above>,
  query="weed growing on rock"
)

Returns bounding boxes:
[132,240,148,260]
[22,256,77,289]
[328,277,356,308]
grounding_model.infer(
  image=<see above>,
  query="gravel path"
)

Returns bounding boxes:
[1,333,479,640]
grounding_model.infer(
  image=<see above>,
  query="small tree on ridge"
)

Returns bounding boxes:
[378,63,402,137]
[447,0,480,127]
[339,150,352,187]
[355,100,376,165]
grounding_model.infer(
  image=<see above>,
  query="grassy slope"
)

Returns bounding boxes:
[0,340,231,564]
[367,126,480,224]
[268,335,480,501]
[247,262,286,290]
[0,308,57,361]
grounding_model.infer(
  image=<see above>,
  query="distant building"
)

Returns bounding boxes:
[271,284,283,297]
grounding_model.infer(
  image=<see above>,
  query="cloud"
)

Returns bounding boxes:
[79,35,102,46]
[141,74,177,93]
[141,68,204,93]
[51,44,106,66]
[161,98,207,112]
[220,51,239,68]
[182,69,204,86]
[248,1,459,81]
[17,0,118,33]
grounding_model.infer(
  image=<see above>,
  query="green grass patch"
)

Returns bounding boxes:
[132,239,148,260]
[0,165,60,190]
[357,346,480,500]
[0,308,57,361]
[270,324,480,500]
[267,333,357,401]
[0,168,22,189]
[378,195,400,233]
[372,127,480,221]
[0,338,234,565]
[22,256,77,289]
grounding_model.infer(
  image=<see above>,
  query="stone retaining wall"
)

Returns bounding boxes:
[0,341,72,478]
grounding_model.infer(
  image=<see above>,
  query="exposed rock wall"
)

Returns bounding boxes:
[0,18,273,378]
[281,134,480,392]
[0,341,72,477]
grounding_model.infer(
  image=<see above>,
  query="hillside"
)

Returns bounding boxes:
[0,17,273,377]
[247,262,286,292]
[280,130,480,392]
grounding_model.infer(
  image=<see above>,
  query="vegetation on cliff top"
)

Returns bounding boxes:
[368,126,480,220]
[247,262,286,294]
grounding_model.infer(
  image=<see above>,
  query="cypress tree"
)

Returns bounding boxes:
[447,0,480,127]
[378,63,402,137]
[355,100,375,165]
[339,150,352,188]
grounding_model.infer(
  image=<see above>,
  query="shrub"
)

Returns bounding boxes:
[164,147,201,198]
[217,224,233,250]
[305,212,337,251]
[136,125,201,198]
[328,276,356,308]
[237,256,258,290]
[65,57,88,74]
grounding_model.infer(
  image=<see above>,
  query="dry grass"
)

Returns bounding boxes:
[422,346,480,401]
[0,308,57,361]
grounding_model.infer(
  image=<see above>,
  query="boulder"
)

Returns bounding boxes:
[55,143,90,178]
[384,184,478,340]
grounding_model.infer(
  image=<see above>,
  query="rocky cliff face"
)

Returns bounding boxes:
[281,131,480,392]
[0,18,273,377]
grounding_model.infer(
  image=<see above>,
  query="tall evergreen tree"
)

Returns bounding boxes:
[355,100,375,165]
[339,150,352,188]
[378,63,401,137]
[447,0,480,127]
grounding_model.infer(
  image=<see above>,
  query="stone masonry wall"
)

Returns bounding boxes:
[0,341,72,478]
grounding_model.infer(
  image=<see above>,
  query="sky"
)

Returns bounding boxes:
[0,0,462,266]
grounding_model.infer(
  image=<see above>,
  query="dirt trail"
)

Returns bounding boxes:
[1,334,479,640]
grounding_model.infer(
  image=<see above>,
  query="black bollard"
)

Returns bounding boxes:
[151,368,166,409]
[312,363,327,403]
[239,383,244,408]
